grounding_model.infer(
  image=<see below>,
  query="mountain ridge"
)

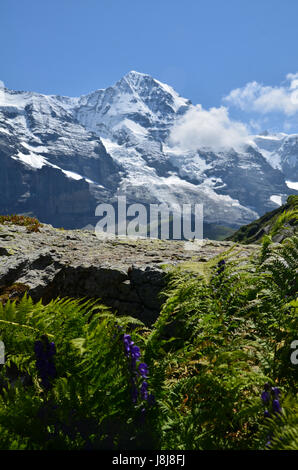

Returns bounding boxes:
[0,71,297,232]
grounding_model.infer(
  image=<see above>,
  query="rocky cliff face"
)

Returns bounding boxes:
[0,223,259,325]
[0,89,121,228]
[254,133,298,181]
[0,72,296,231]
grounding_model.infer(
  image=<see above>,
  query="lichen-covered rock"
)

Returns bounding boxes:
[0,223,259,324]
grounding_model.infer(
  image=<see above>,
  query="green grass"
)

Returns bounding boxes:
[228,195,298,243]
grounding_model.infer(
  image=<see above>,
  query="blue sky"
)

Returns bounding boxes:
[1,0,298,132]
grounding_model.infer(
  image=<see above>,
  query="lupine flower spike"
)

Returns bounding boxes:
[261,383,282,448]
[122,333,155,408]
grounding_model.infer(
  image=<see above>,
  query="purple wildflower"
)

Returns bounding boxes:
[217,259,226,275]
[130,345,141,370]
[261,383,282,449]
[123,334,133,357]
[272,399,282,414]
[140,381,148,400]
[271,387,281,398]
[138,363,149,378]
[261,390,270,405]
[122,333,155,410]
[131,345,141,360]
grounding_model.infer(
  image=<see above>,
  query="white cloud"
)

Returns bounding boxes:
[168,104,250,152]
[224,73,298,115]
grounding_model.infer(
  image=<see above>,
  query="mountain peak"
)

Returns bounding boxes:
[120,70,154,89]
[118,70,189,114]
[125,70,148,78]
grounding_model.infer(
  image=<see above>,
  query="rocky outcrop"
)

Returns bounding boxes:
[0,223,259,324]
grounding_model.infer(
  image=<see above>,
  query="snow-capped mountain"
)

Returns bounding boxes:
[0,71,296,231]
[253,131,298,180]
